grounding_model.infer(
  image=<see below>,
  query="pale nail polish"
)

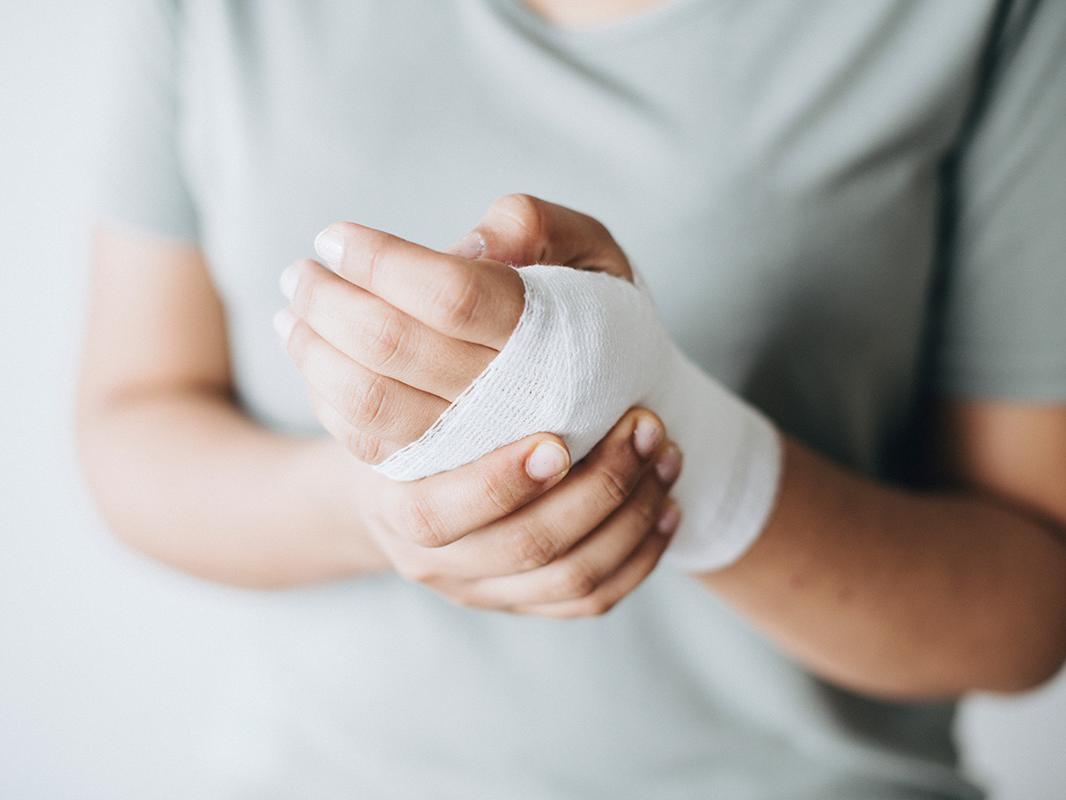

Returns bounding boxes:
[655,445,682,484]
[314,227,345,269]
[525,441,570,481]
[273,308,297,343]
[449,230,485,260]
[279,263,299,301]
[632,416,663,458]
[657,504,681,536]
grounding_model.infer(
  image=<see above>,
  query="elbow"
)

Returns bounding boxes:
[974,524,1066,695]
[983,633,1066,696]
[1004,559,1066,694]
[979,584,1066,695]
[74,408,142,553]
[838,600,1066,700]
[74,391,169,559]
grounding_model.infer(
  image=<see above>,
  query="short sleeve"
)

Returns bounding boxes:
[92,0,199,242]
[931,0,1066,400]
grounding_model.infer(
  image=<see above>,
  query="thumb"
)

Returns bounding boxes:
[447,193,633,282]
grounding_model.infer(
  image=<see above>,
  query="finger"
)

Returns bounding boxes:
[449,466,672,608]
[313,222,524,349]
[308,389,401,464]
[447,193,633,281]
[440,409,670,577]
[387,434,573,549]
[282,258,495,401]
[279,310,447,447]
[510,502,679,619]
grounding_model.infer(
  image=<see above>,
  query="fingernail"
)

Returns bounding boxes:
[448,230,485,260]
[525,441,570,481]
[272,308,297,343]
[657,503,681,536]
[655,445,682,484]
[279,263,300,301]
[314,227,345,270]
[632,416,663,459]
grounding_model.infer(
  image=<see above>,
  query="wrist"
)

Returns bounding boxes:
[651,342,783,573]
[290,436,393,576]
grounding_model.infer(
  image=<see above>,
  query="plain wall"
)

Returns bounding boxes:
[1,4,1063,798]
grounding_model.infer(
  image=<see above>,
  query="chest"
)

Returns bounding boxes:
[176,0,995,456]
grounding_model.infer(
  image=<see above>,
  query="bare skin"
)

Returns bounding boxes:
[522,0,670,27]
[77,217,682,619]
[79,191,1066,699]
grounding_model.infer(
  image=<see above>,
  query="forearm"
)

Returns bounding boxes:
[76,385,389,588]
[701,437,1066,698]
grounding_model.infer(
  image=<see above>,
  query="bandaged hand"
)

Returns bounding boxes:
[275,204,681,615]
[275,196,636,466]
[278,194,780,573]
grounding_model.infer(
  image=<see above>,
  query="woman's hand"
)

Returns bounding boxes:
[275,233,513,462]
[276,195,681,615]
[447,193,633,278]
[275,194,633,464]
[356,408,681,616]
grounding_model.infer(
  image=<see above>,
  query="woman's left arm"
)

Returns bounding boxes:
[287,194,1066,697]
[702,400,1066,699]
[459,195,1066,700]
[734,0,1066,698]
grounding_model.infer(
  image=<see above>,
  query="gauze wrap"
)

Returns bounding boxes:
[375,265,781,572]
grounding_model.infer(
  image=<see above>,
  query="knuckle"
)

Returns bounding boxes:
[365,308,408,370]
[402,495,450,548]
[345,372,388,431]
[630,490,663,531]
[556,561,598,599]
[430,266,482,334]
[343,428,385,464]
[592,464,633,510]
[477,466,522,518]
[510,522,557,570]
[492,193,548,260]
[360,229,392,290]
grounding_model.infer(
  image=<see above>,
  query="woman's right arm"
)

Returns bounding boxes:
[76,226,678,605]
[75,226,393,587]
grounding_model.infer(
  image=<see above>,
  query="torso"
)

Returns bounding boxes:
[176,2,1000,796]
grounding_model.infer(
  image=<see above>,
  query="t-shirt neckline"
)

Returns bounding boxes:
[482,0,725,43]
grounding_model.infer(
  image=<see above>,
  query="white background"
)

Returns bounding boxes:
[1,4,1063,798]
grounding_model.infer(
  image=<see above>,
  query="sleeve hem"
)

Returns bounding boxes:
[931,345,1066,401]
[91,212,200,248]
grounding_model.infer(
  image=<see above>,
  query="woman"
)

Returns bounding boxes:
[78,1,1066,797]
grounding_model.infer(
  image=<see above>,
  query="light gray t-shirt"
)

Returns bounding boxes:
[95,1,1066,797]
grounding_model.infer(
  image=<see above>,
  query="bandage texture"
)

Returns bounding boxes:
[375,265,782,572]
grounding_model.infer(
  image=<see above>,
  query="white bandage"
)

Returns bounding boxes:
[375,265,782,572]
